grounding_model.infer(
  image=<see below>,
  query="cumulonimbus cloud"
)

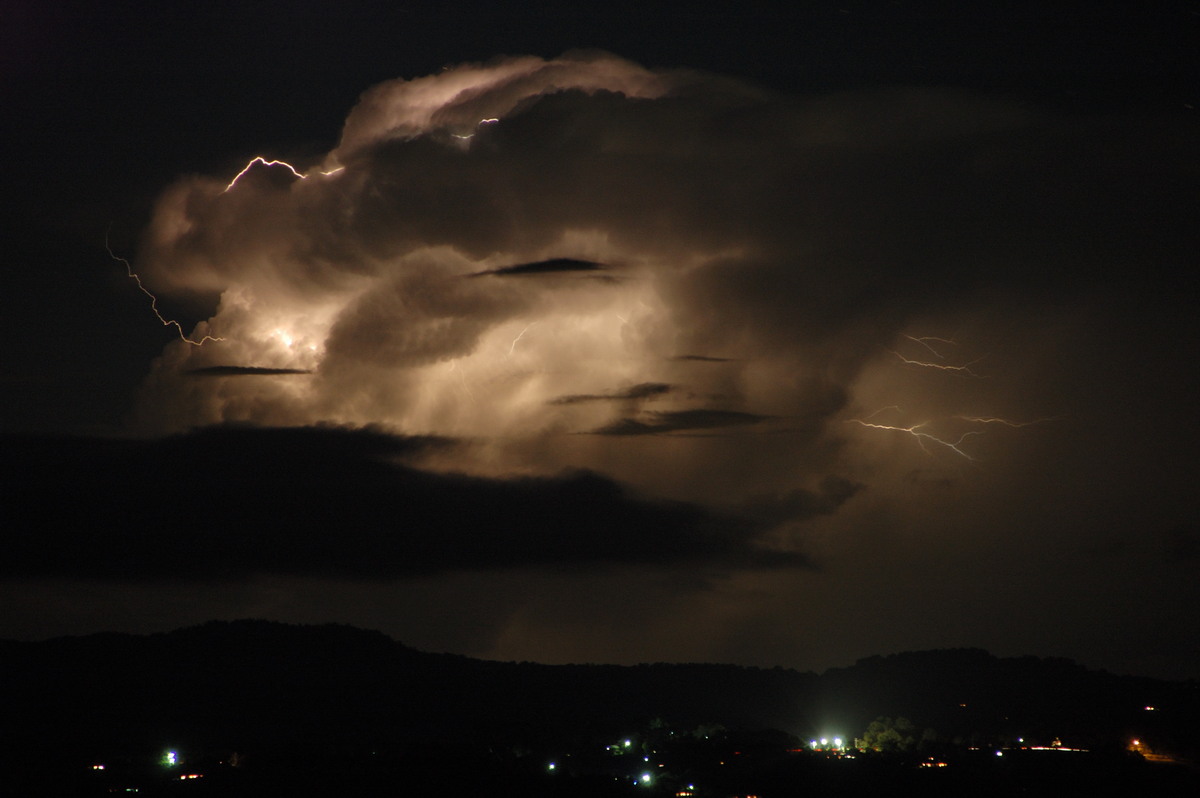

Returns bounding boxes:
[122,50,1195,560]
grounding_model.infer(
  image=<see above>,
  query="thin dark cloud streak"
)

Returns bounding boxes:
[590,409,770,436]
[468,258,608,277]
[549,382,673,404]
[672,355,734,363]
[185,366,313,377]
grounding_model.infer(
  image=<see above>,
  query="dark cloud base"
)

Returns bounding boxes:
[3,426,810,581]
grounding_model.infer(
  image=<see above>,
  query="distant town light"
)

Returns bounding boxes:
[1144,706,1156,711]
[641,773,652,784]
[833,738,843,748]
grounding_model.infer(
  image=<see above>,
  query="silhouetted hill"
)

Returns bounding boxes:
[814,648,1199,752]
[2,620,1197,795]
[1,620,816,757]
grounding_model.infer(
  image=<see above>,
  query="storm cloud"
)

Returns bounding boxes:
[51,49,1196,675]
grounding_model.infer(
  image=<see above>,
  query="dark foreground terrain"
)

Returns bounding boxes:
[2,620,1197,796]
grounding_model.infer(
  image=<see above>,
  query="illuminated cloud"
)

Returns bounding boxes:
[121,50,1197,601]
[132,52,942,462]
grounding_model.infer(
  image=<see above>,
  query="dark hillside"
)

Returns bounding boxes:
[2,621,1196,795]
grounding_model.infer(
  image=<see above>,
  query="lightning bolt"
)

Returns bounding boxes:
[903,334,957,359]
[862,405,903,421]
[223,157,304,192]
[508,322,536,357]
[447,361,476,402]
[848,418,982,461]
[890,351,985,377]
[857,334,1058,462]
[452,119,502,143]
[106,233,222,346]
[222,157,343,193]
[955,415,1064,428]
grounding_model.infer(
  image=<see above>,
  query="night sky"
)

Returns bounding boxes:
[3,1,1198,681]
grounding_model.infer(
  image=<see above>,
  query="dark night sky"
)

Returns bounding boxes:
[2,1,1198,680]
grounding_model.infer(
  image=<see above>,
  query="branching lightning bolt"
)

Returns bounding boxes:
[890,350,985,377]
[222,157,343,193]
[848,418,982,461]
[903,334,956,359]
[854,333,1060,462]
[223,157,304,192]
[106,233,222,346]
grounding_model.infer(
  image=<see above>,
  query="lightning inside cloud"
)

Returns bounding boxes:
[107,234,223,346]
[123,50,1120,524]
